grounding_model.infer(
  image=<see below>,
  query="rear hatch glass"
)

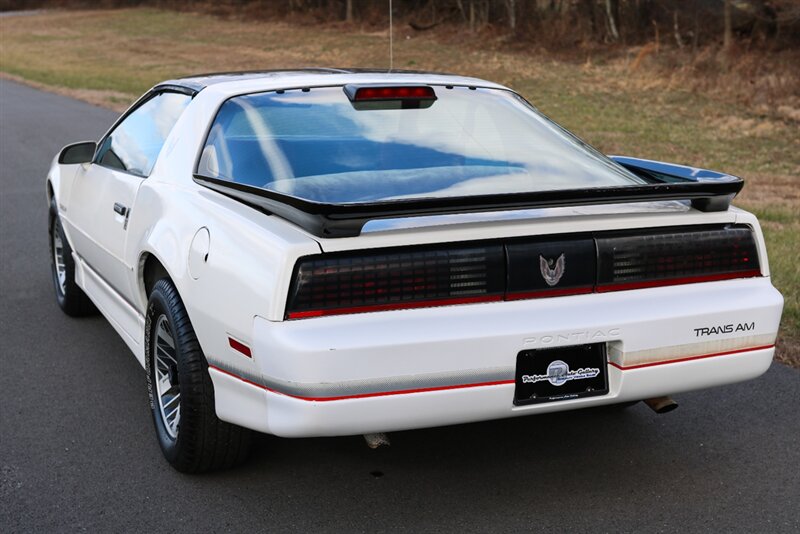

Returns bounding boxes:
[197,85,645,205]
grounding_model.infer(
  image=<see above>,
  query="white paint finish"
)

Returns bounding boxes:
[46,157,72,208]
[611,347,774,400]
[197,72,509,106]
[65,163,143,302]
[45,71,784,439]
[123,182,319,381]
[251,277,782,384]
[213,347,774,437]
[209,367,271,433]
[315,206,741,253]
[187,226,210,280]
[74,255,144,366]
[50,164,86,263]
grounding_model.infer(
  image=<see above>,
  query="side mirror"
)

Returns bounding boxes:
[58,141,97,164]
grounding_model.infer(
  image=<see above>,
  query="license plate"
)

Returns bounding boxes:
[513,344,608,406]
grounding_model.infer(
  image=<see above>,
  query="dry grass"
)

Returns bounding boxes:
[625,45,800,116]
[777,336,800,369]
[1,8,798,365]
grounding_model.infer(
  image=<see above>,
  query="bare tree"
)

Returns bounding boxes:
[673,10,684,50]
[723,0,733,50]
[605,0,620,41]
[47,0,798,50]
[455,0,468,23]
[469,0,475,32]
[506,0,516,30]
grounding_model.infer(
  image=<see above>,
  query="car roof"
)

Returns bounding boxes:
[155,68,509,94]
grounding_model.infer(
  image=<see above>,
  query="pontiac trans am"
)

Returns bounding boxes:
[46,69,784,472]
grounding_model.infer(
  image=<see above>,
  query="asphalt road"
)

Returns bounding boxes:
[1,78,798,533]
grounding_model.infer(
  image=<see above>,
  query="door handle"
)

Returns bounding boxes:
[113,202,128,216]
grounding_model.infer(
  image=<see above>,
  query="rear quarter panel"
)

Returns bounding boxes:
[122,89,320,371]
[126,180,319,373]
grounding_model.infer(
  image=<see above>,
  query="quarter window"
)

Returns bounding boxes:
[97,92,191,177]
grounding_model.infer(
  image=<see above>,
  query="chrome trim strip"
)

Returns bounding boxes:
[207,359,514,398]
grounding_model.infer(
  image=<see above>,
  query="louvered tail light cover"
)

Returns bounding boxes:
[286,225,761,319]
[596,227,760,291]
[286,245,505,319]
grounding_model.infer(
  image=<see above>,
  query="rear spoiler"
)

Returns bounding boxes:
[193,156,743,238]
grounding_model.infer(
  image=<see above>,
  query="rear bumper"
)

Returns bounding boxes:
[210,346,774,436]
[209,277,783,437]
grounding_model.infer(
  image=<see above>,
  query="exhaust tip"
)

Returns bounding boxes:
[644,396,678,414]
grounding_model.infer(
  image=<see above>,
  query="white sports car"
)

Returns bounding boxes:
[47,69,784,472]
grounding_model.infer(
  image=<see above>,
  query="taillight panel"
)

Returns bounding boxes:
[286,225,761,319]
[506,238,596,300]
[596,227,760,291]
[287,245,505,319]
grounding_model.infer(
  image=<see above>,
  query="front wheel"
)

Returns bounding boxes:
[49,199,96,316]
[145,278,252,473]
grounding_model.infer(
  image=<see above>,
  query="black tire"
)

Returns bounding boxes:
[49,198,97,316]
[145,278,252,473]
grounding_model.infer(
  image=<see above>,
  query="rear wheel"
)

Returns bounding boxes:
[145,278,252,473]
[49,199,96,316]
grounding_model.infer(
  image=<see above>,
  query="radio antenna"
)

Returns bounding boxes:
[389,0,394,71]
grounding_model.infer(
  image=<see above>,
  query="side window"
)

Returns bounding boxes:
[97,92,191,177]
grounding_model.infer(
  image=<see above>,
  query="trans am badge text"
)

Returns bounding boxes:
[694,322,755,336]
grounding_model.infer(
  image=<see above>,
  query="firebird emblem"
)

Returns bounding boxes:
[539,253,565,286]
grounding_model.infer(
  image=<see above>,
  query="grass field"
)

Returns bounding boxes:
[1,8,797,365]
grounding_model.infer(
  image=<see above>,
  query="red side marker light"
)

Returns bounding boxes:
[228,337,252,358]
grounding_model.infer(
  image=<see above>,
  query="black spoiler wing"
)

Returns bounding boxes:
[193,156,743,238]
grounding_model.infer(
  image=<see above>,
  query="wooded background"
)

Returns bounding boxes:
[3,1,800,50]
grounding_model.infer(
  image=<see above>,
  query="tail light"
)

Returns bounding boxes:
[596,227,760,291]
[286,225,761,319]
[286,245,505,319]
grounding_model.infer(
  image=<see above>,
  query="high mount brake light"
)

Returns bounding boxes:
[344,85,437,102]
[285,226,762,319]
